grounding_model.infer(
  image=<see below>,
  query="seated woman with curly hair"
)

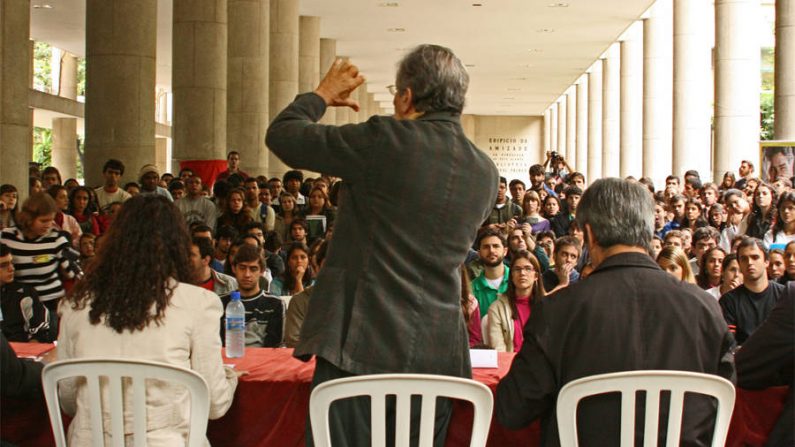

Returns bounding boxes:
[57,195,239,446]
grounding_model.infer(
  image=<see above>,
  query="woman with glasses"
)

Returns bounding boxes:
[486,250,545,352]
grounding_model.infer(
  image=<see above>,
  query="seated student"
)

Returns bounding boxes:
[189,237,238,298]
[284,240,328,348]
[192,224,224,273]
[270,242,315,297]
[213,225,239,270]
[470,228,510,317]
[707,253,743,300]
[541,236,581,294]
[487,250,545,353]
[650,235,663,259]
[768,248,786,281]
[77,233,96,270]
[721,237,785,344]
[0,245,55,342]
[219,244,283,348]
[656,246,697,284]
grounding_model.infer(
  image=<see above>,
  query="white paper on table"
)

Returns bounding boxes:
[469,349,498,368]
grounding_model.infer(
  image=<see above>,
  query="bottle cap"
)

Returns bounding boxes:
[231,291,241,301]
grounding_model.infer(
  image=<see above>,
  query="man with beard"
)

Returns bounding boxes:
[471,228,510,317]
[176,175,217,231]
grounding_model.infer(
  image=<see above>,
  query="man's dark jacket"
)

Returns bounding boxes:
[496,252,736,446]
[266,93,499,376]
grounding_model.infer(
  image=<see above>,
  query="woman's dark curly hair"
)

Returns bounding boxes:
[772,191,795,236]
[67,186,99,215]
[66,195,193,333]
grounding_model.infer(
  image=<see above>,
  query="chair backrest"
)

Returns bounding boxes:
[42,358,211,447]
[310,373,494,447]
[555,370,735,447]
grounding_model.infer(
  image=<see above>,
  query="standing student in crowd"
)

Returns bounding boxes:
[768,248,786,281]
[505,223,550,271]
[67,186,100,236]
[273,192,298,242]
[696,247,726,290]
[243,177,275,231]
[543,195,569,237]
[168,180,186,200]
[519,191,550,234]
[470,228,510,317]
[487,250,545,353]
[487,177,523,225]
[40,167,62,190]
[721,237,785,344]
[735,160,754,190]
[764,191,795,249]
[707,253,743,299]
[269,242,314,296]
[267,45,498,446]
[219,244,282,348]
[0,193,73,316]
[656,246,697,284]
[508,179,526,209]
[94,159,130,211]
[216,151,249,182]
[746,182,777,239]
[57,195,239,445]
[682,198,708,232]
[0,184,18,230]
[29,177,43,195]
[721,171,737,191]
[300,186,336,242]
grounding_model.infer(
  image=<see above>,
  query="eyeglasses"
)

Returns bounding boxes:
[513,266,535,274]
[387,85,398,96]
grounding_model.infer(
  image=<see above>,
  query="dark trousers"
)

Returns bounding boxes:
[306,357,453,447]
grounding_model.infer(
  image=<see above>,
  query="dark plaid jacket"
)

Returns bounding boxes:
[266,93,499,376]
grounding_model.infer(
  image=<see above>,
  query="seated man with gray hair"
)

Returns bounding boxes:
[496,178,735,446]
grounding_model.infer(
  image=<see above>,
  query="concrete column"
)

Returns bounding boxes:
[588,63,603,184]
[543,108,551,152]
[268,0,299,177]
[620,22,644,178]
[228,0,270,176]
[53,50,78,99]
[52,119,78,180]
[643,0,674,187]
[576,77,588,177]
[461,114,476,141]
[157,89,168,123]
[358,85,370,122]
[602,44,621,178]
[550,104,558,153]
[319,38,337,125]
[673,0,712,178]
[51,49,79,179]
[775,0,795,139]
[155,137,168,174]
[298,16,320,94]
[715,0,760,182]
[0,0,32,196]
[85,0,157,186]
[173,0,227,170]
[566,89,576,169]
[557,97,567,159]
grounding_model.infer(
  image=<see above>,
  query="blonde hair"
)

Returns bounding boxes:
[656,246,696,284]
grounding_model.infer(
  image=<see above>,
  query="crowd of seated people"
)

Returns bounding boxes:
[0,149,793,442]
[1,153,793,353]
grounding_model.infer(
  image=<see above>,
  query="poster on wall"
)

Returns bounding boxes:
[482,137,534,182]
[760,141,795,184]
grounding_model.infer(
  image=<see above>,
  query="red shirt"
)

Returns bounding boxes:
[199,276,215,292]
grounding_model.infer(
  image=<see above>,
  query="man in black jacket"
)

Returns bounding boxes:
[496,178,735,446]
[267,45,498,446]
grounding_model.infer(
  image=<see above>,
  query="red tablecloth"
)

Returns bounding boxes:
[2,346,788,447]
[8,342,56,358]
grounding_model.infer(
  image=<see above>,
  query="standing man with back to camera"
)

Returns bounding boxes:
[266,44,498,446]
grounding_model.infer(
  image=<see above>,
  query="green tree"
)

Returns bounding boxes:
[33,127,53,166]
[33,41,52,93]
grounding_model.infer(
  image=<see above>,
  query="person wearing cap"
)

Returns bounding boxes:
[138,164,173,202]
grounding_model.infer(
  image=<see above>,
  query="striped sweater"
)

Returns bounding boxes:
[0,227,72,302]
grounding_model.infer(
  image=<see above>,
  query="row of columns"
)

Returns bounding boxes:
[1,0,389,188]
[543,0,792,187]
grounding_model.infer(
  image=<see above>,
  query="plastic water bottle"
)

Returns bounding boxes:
[225,291,246,358]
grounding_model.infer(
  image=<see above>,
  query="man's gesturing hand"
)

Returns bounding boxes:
[314,58,366,111]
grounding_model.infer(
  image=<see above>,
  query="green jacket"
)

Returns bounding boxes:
[471,267,511,318]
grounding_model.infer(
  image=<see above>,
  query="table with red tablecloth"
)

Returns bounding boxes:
[1,344,789,446]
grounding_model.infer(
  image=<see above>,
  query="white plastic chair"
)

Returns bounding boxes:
[310,373,494,447]
[555,370,736,447]
[42,358,211,447]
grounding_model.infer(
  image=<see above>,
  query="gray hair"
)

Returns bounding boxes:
[575,178,654,252]
[395,44,469,114]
